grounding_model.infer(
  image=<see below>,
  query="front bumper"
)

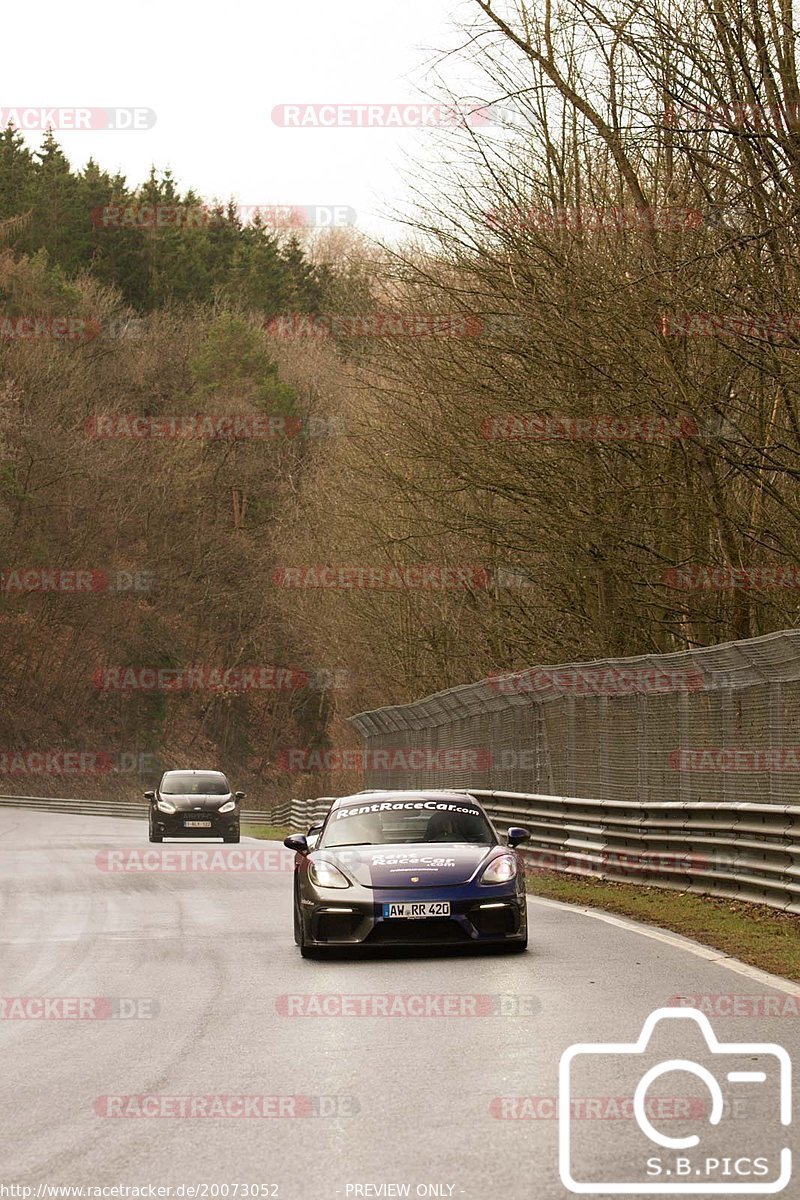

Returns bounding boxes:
[299,880,527,948]
[152,808,239,838]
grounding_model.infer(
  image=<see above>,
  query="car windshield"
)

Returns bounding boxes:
[319,798,496,848]
[160,772,229,796]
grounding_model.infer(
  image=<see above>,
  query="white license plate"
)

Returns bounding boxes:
[184,820,212,828]
[382,901,451,919]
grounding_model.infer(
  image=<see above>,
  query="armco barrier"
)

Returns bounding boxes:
[0,793,335,830]
[4,790,796,912]
[277,789,800,912]
[271,797,336,830]
[0,794,272,827]
[468,789,800,913]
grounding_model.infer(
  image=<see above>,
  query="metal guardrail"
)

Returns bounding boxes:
[281,789,800,914]
[0,793,334,829]
[0,794,267,825]
[468,789,800,914]
[5,790,797,913]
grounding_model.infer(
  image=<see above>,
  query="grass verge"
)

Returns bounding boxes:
[242,823,292,841]
[527,874,800,983]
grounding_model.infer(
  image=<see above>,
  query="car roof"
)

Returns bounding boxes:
[331,789,481,810]
[161,768,227,776]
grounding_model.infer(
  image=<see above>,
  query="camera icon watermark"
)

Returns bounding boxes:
[559,1007,792,1194]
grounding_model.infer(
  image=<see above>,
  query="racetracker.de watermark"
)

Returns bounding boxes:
[488,667,705,695]
[84,414,341,440]
[664,565,800,590]
[276,748,492,772]
[523,849,709,876]
[275,993,539,1017]
[272,565,490,589]
[486,206,703,231]
[90,204,355,230]
[0,568,155,594]
[481,414,697,442]
[0,750,157,776]
[264,314,483,338]
[0,997,158,1019]
[0,107,156,130]
[95,848,296,873]
[668,994,800,1018]
[663,102,800,130]
[91,666,331,691]
[94,1095,358,1118]
[669,748,800,771]
[490,1096,709,1120]
[271,103,493,128]
[659,312,800,339]
[1,316,101,341]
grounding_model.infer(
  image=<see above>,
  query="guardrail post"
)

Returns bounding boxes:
[636,694,647,803]
[566,696,576,796]
[537,703,555,794]
[677,691,689,803]
[769,681,784,805]
[598,696,610,799]
[720,688,735,805]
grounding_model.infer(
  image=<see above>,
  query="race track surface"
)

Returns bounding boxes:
[1,809,797,1199]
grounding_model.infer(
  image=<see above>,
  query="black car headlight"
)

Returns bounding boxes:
[479,852,517,885]
[308,858,351,889]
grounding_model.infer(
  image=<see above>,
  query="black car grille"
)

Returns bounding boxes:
[470,904,520,937]
[314,912,363,941]
[366,917,469,945]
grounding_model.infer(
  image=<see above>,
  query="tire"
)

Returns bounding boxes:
[293,897,301,946]
[148,817,162,843]
[224,829,240,844]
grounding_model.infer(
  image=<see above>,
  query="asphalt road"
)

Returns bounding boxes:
[1,808,797,1199]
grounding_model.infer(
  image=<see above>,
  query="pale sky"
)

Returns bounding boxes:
[6,0,500,242]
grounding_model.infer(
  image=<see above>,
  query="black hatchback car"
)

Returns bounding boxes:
[146,770,244,842]
[285,789,530,957]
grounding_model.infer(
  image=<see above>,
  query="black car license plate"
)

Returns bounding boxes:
[382,901,451,919]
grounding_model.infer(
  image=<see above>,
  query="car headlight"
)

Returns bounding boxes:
[156,798,177,814]
[218,800,236,813]
[480,853,517,885]
[308,858,351,889]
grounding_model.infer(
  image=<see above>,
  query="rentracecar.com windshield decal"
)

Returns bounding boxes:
[334,800,483,819]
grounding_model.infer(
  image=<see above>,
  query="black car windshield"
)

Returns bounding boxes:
[160,772,230,795]
[319,798,496,847]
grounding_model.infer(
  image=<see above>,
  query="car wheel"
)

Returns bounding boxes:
[506,935,528,953]
[148,817,162,843]
[293,897,301,946]
[224,829,240,843]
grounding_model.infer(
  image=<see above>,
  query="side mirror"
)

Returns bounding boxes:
[144,790,155,801]
[507,827,531,848]
[284,833,309,855]
[234,791,245,801]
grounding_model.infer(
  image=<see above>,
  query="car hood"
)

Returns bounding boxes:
[315,842,496,888]
[157,793,233,812]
